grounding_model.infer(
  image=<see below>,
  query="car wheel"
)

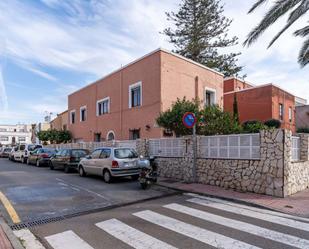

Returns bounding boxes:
[79,166,86,177]
[27,158,30,165]
[103,170,112,183]
[22,157,26,164]
[49,161,54,170]
[64,165,70,173]
[36,160,40,167]
[131,175,139,181]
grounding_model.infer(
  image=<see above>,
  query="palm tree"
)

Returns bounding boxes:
[244,0,309,67]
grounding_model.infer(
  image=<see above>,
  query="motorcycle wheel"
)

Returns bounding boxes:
[140,182,148,190]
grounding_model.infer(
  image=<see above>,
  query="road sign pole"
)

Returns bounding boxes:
[192,123,197,183]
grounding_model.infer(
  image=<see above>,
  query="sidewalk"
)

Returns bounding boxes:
[157,178,309,218]
[0,217,23,249]
[0,223,13,249]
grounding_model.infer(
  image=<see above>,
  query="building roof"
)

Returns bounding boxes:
[224,76,255,88]
[69,48,224,96]
[224,83,296,97]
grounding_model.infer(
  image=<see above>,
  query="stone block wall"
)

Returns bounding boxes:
[156,129,309,197]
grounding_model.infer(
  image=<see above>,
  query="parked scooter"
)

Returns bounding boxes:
[139,156,158,189]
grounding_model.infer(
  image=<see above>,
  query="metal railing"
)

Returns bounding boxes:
[199,134,260,160]
[149,138,186,157]
[291,136,300,161]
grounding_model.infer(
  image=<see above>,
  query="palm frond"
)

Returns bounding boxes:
[294,25,309,37]
[299,37,309,67]
[248,0,268,13]
[268,1,309,47]
[244,0,301,46]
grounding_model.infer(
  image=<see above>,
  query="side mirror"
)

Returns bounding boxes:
[86,155,91,159]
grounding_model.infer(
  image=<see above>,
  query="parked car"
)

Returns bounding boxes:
[78,147,147,183]
[0,147,12,158]
[27,148,57,167]
[9,146,18,161]
[49,149,90,173]
[14,144,43,163]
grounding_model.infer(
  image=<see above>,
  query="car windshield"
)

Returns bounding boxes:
[41,149,56,153]
[4,148,11,152]
[71,150,89,158]
[114,148,138,159]
[28,145,42,151]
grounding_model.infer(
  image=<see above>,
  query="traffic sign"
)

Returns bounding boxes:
[182,112,197,129]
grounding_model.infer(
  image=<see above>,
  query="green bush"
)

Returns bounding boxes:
[242,120,268,133]
[297,127,309,133]
[264,119,281,128]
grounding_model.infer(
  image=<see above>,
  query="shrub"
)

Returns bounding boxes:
[264,119,281,128]
[242,120,268,133]
[199,105,242,135]
[297,127,309,133]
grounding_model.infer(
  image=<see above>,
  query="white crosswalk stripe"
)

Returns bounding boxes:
[45,230,94,249]
[187,197,309,232]
[185,193,309,222]
[165,203,309,249]
[96,218,177,249]
[134,210,261,249]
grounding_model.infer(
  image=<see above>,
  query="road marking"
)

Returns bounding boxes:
[165,203,309,249]
[14,229,46,249]
[96,218,177,249]
[0,191,20,224]
[185,193,309,222]
[187,197,309,232]
[134,210,260,249]
[45,230,94,249]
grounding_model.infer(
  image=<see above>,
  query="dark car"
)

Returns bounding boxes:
[0,147,12,158]
[27,148,57,167]
[49,149,90,173]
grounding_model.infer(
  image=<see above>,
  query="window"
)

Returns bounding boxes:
[91,149,102,159]
[101,149,111,158]
[94,133,101,142]
[107,131,115,141]
[0,128,7,132]
[129,82,142,108]
[80,106,87,122]
[205,88,216,107]
[129,129,140,140]
[70,110,76,124]
[0,136,8,141]
[289,107,292,122]
[279,104,284,120]
[114,148,138,159]
[18,137,26,142]
[97,97,110,116]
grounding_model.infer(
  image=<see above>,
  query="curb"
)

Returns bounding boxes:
[156,182,285,213]
[0,218,24,249]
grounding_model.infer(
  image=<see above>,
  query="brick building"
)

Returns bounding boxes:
[68,48,224,142]
[50,110,68,131]
[224,77,296,132]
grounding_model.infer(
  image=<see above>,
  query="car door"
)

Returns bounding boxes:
[29,149,39,164]
[96,148,111,175]
[84,149,102,175]
[58,149,69,169]
[52,150,63,168]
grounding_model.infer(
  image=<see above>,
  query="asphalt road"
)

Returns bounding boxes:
[0,158,175,226]
[32,193,309,249]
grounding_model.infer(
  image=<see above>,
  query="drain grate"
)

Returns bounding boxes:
[10,216,65,230]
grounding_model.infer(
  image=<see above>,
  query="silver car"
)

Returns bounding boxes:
[78,147,148,183]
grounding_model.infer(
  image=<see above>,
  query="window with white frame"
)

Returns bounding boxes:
[205,88,216,107]
[18,137,26,142]
[279,104,284,120]
[70,110,76,124]
[0,136,9,141]
[289,107,292,122]
[80,106,87,122]
[97,97,110,116]
[129,82,142,108]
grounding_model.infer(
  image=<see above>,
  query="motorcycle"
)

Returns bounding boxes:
[139,156,158,189]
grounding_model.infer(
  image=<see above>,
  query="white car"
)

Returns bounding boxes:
[13,144,43,163]
[78,147,148,183]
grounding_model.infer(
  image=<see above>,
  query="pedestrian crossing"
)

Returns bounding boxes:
[44,194,309,249]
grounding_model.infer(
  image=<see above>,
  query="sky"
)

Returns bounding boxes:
[0,0,308,124]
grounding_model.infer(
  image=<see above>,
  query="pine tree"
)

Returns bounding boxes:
[163,0,243,76]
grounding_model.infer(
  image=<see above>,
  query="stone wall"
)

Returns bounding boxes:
[284,132,309,196]
[156,130,309,197]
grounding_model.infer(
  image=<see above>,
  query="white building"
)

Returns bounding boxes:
[0,124,32,146]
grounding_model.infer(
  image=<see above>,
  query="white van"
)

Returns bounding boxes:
[14,144,43,163]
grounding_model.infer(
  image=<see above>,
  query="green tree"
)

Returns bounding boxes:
[244,0,309,67]
[156,97,200,136]
[199,105,241,135]
[233,93,239,124]
[163,0,243,76]
[37,131,50,143]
